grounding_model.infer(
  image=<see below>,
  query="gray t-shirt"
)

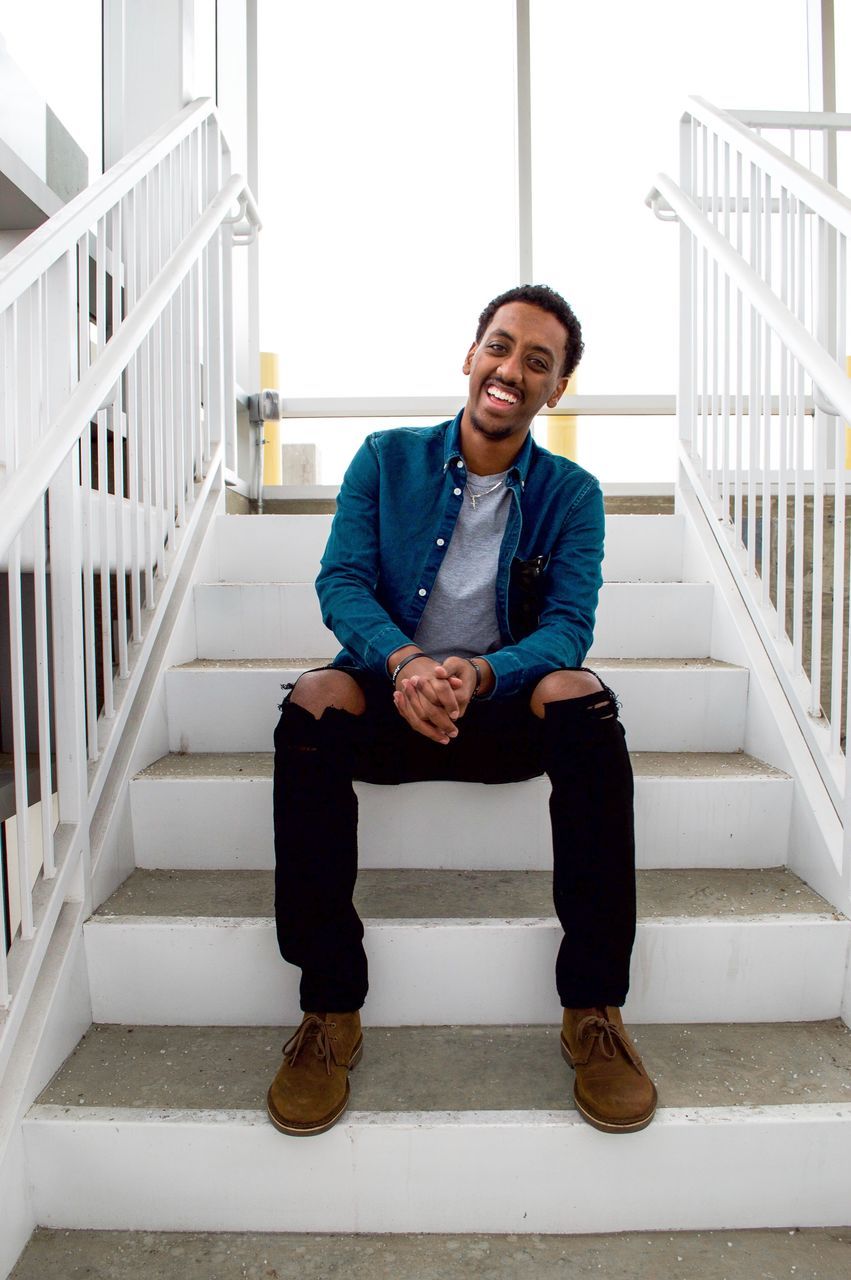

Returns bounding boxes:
[413,470,510,662]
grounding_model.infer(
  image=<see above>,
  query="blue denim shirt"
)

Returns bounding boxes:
[316,412,604,698]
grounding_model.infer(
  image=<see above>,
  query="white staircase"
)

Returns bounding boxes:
[21,504,851,1235]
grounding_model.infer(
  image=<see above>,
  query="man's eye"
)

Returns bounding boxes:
[488,343,506,352]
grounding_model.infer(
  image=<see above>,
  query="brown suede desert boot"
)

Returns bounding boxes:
[267,1011,363,1136]
[561,1006,657,1133]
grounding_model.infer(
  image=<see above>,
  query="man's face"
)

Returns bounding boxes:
[462,302,570,446]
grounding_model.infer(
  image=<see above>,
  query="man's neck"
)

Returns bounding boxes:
[458,409,529,476]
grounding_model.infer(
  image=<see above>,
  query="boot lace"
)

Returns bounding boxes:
[576,1013,644,1075]
[282,1014,334,1075]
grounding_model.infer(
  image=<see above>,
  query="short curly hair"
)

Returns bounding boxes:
[475,284,584,380]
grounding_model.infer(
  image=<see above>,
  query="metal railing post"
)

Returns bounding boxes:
[46,254,88,872]
[513,0,533,283]
[221,220,236,478]
[678,114,695,447]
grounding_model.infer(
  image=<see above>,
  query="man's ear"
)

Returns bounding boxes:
[547,377,569,408]
[462,341,477,375]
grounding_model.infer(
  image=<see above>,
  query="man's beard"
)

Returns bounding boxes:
[468,408,515,442]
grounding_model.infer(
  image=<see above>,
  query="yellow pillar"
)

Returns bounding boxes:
[260,351,282,486]
[547,372,579,460]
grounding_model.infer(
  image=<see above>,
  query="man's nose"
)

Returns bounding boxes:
[497,352,523,383]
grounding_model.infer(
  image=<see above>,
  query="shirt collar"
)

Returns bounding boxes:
[442,409,535,487]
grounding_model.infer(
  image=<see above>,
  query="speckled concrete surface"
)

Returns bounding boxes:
[93,866,832,921]
[224,489,251,515]
[605,496,676,514]
[245,495,677,518]
[628,751,786,778]
[138,750,787,781]
[11,1226,851,1279]
[260,498,338,513]
[175,656,739,671]
[37,1021,851,1112]
[177,657,321,669]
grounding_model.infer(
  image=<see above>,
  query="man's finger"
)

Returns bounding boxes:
[404,670,458,721]
[407,672,461,718]
[395,684,457,742]
[401,679,458,736]
[403,676,458,726]
[393,690,455,743]
[431,666,462,715]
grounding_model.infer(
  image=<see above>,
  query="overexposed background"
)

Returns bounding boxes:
[0,0,816,481]
[257,0,811,481]
[0,0,102,177]
[258,0,808,422]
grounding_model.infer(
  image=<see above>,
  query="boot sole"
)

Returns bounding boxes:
[560,1037,657,1134]
[266,1037,363,1137]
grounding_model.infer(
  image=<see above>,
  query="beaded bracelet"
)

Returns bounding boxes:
[390,652,431,685]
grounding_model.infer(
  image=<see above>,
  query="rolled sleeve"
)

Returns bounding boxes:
[316,438,413,676]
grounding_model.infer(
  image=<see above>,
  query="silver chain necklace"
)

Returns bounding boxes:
[466,478,505,510]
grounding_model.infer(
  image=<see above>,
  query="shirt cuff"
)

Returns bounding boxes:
[366,623,417,677]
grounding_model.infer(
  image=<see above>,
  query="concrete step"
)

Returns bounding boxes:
[211,512,687,584]
[24,1021,851,1233]
[131,751,792,872]
[83,868,848,1026]
[256,493,678,517]
[13,1225,851,1278]
[192,581,714,661]
[164,658,749,753]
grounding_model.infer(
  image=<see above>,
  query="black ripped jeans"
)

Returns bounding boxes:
[273,667,636,1013]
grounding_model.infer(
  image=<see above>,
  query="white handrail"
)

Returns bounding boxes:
[278,394,678,418]
[728,110,851,130]
[0,93,260,1049]
[653,102,851,864]
[224,185,262,232]
[279,393,817,420]
[652,171,851,423]
[0,174,245,556]
[685,96,851,239]
[0,98,223,311]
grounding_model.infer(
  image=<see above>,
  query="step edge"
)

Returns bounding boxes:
[170,658,748,672]
[132,761,793,782]
[25,1100,851,1127]
[85,912,849,928]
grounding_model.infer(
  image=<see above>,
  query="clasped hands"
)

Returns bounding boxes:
[389,649,493,744]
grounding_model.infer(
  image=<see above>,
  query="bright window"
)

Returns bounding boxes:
[531,0,809,394]
[258,0,812,478]
[0,0,102,177]
[258,0,517,398]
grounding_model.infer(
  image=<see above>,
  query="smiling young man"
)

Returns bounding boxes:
[267,284,657,1137]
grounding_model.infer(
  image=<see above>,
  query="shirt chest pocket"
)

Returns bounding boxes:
[508,553,550,641]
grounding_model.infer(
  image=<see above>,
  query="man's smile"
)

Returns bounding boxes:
[484,380,522,408]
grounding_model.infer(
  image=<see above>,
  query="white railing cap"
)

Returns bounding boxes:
[0,174,245,556]
[682,96,851,241]
[278,394,676,419]
[0,98,221,314]
[653,170,851,427]
[727,109,851,131]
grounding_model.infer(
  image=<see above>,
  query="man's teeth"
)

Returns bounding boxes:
[488,386,518,403]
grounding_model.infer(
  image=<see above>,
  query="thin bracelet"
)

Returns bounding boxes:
[390,652,431,685]
[466,657,483,698]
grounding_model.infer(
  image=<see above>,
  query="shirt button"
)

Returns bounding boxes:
[456,460,465,468]
[436,538,445,547]
[453,487,462,496]
[418,588,427,597]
